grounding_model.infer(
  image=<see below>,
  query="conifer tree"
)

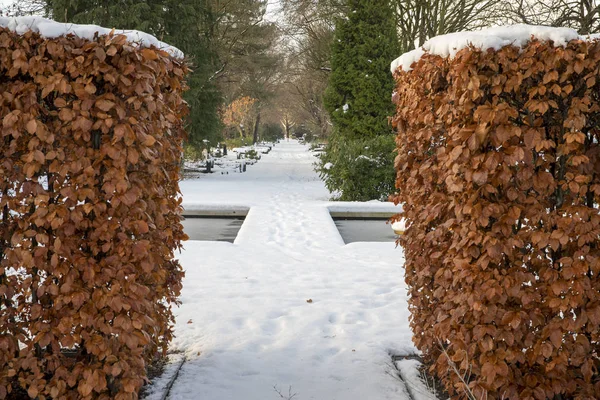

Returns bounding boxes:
[320,0,399,201]
[48,0,165,35]
[163,0,223,149]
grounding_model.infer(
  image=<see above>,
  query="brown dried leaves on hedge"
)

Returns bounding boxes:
[0,28,189,399]
[392,39,600,399]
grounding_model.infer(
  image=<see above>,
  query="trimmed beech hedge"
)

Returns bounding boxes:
[392,39,600,399]
[0,28,188,399]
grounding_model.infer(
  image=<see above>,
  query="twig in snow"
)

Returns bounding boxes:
[273,384,298,400]
[419,368,438,397]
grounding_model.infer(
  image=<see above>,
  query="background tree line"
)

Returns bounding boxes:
[4,0,600,200]
[279,0,600,201]
[2,0,282,154]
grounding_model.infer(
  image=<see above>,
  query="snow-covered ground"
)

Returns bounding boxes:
[146,140,424,400]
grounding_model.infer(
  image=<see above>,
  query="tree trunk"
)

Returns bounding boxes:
[252,112,261,144]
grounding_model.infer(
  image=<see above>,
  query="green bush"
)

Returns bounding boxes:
[183,143,204,161]
[245,149,259,159]
[223,137,252,149]
[317,135,396,201]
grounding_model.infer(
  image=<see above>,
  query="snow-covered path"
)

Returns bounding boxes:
[148,141,421,400]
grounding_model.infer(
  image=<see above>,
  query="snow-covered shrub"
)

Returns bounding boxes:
[317,135,396,201]
[0,19,188,400]
[392,26,600,399]
[245,149,259,160]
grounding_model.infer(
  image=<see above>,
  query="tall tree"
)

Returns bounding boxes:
[0,0,47,16]
[278,0,342,139]
[320,0,400,201]
[211,0,279,143]
[500,0,600,34]
[222,96,257,138]
[240,25,280,144]
[48,0,165,35]
[163,0,223,148]
[208,0,271,85]
[393,0,498,53]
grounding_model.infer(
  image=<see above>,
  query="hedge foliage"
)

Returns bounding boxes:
[392,39,600,399]
[0,28,188,399]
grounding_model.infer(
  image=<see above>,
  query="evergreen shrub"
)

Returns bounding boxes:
[318,134,396,201]
[321,0,399,201]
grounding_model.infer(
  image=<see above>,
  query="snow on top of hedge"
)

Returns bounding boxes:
[391,24,600,73]
[0,16,184,59]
